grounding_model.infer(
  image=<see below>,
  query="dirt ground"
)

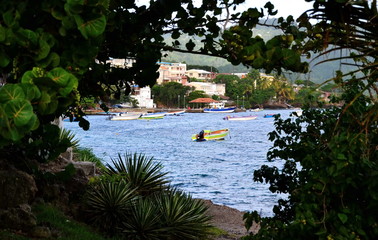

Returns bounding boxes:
[202,200,259,240]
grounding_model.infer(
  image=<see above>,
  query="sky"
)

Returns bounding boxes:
[135,0,313,19]
[239,0,313,18]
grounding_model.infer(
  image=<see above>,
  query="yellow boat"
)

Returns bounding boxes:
[191,129,230,142]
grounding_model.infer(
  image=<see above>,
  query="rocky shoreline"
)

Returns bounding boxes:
[202,199,258,239]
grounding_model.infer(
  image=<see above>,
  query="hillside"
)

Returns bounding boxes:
[161,19,356,84]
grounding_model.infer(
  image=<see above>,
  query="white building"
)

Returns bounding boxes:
[106,58,135,68]
[131,86,155,108]
[186,69,215,81]
[185,82,226,96]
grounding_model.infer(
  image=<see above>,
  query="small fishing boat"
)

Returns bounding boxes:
[294,110,303,116]
[250,108,264,112]
[263,114,278,118]
[223,115,257,121]
[165,110,185,116]
[203,107,236,113]
[191,129,230,141]
[139,112,165,120]
[109,112,141,121]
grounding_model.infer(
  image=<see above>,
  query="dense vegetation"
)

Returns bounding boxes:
[0,0,377,239]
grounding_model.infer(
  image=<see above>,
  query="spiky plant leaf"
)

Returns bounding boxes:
[59,128,79,148]
[104,152,170,195]
[85,180,138,234]
[121,197,166,240]
[156,188,212,239]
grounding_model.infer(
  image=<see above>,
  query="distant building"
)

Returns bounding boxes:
[185,82,225,96]
[106,58,135,68]
[131,86,155,108]
[157,62,188,84]
[186,69,216,81]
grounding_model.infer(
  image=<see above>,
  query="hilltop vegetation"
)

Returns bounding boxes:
[162,19,355,84]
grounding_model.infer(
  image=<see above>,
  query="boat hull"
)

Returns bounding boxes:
[224,115,257,121]
[109,113,141,121]
[191,129,229,141]
[203,107,236,113]
[263,114,277,118]
[139,112,165,120]
[165,110,186,116]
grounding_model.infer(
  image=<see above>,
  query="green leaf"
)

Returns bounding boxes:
[0,26,6,42]
[1,126,23,142]
[22,113,39,131]
[75,15,106,39]
[0,50,10,67]
[3,10,15,27]
[21,71,36,84]
[0,84,25,103]
[35,39,51,61]
[46,67,71,87]
[61,16,76,30]
[19,83,41,101]
[38,52,60,68]
[58,74,78,97]
[17,28,38,46]
[338,213,348,224]
[4,99,33,127]
[51,9,65,20]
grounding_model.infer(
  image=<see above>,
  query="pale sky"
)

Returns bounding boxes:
[238,0,313,18]
[136,0,313,19]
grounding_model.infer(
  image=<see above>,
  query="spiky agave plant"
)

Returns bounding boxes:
[59,128,79,149]
[121,187,213,240]
[121,197,165,240]
[104,152,170,196]
[85,180,138,235]
[156,188,213,239]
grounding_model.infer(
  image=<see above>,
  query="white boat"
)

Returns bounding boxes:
[109,112,142,121]
[250,108,264,112]
[139,112,166,120]
[223,115,257,121]
[165,110,185,116]
[203,107,236,113]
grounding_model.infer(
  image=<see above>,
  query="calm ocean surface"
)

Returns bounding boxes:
[64,109,297,216]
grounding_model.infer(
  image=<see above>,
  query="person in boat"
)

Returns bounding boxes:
[197,130,205,141]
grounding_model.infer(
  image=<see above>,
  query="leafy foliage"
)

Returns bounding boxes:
[85,152,213,239]
[151,82,192,108]
[243,81,378,239]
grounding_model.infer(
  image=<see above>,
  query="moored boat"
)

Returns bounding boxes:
[223,115,257,121]
[250,108,264,112]
[191,128,230,141]
[263,114,278,118]
[203,107,236,113]
[139,112,166,120]
[109,112,141,121]
[165,110,185,116]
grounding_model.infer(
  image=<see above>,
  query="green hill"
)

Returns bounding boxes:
[161,20,356,84]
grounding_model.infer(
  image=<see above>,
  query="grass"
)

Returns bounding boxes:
[0,204,118,240]
[0,204,229,240]
[73,147,106,171]
[32,204,114,240]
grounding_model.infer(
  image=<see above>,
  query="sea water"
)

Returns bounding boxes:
[64,109,296,216]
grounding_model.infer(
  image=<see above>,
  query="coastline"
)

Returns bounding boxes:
[202,199,258,239]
